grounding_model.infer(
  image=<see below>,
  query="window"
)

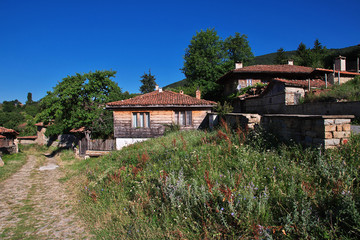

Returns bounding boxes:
[174,111,192,126]
[132,112,150,128]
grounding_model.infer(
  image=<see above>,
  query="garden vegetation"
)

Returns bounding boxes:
[64,124,360,239]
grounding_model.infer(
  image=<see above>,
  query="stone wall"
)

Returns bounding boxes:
[285,101,360,118]
[261,114,353,149]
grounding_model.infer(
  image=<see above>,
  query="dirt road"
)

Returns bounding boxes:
[0,154,91,239]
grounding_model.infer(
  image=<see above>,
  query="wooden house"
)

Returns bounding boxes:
[106,89,216,150]
[0,127,19,154]
[218,60,360,96]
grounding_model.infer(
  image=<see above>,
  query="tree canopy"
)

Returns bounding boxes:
[294,40,328,68]
[274,47,288,65]
[139,70,157,94]
[182,28,254,100]
[37,70,124,138]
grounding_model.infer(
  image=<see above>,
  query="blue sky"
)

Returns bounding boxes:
[1,0,359,103]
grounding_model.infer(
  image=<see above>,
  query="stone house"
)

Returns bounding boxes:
[218,58,360,97]
[0,127,18,154]
[236,78,328,113]
[106,88,216,150]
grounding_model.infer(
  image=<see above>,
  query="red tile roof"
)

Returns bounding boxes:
[0,135,5,139]
[0,127,18,135]
[70,127,87,133]
[106,90,216,108]
[233,65,314,74]
[17,136,37,140]
[315,68,360,76]
[272,78,329,88]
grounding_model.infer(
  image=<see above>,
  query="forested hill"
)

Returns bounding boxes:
[254,44,360,65]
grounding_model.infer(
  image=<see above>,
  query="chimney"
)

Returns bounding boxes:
[196,89,201,99]
[235,62,243,69]
[155,85,159,90]
[335,56,346,71]
[287,59,294,65]
[179,90,184,94]
[159,87,163,92]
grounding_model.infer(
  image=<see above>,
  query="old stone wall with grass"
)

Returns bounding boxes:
[261,114,353,149]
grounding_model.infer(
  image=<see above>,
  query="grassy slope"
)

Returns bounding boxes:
[64,127,360,239]
[304,76,360,103]
[0,152,27,182]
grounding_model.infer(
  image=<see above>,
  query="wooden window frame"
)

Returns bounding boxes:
[132,112,150,128]
[174,111,192,126]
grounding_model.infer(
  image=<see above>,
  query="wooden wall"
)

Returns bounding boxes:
[113,108,211,138]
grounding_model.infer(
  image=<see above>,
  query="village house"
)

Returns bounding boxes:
[106,88,216,150]
[0,127,18,154]
[218,57,360,97]
[236,78,328,113]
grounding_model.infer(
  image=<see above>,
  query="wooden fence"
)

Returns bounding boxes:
[87,139,115,151]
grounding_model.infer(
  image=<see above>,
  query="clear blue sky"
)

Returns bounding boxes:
[1,0,359,103]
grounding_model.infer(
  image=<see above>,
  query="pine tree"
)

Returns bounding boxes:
[139,70,157,94]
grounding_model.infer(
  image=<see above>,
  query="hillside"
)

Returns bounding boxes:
[66,127,360,239]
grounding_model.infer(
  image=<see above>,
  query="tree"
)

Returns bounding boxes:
[26,92,33,105]
[224,32,254,67]
[294,40,328,68]
[181,29,229,99]
[37,70,124,138]
[274,47,288,65]
[139,70,157,94]
[295,42,312,66]
[182,29,254,101]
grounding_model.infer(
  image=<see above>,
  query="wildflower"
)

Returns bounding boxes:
[231,212,235,216]
[220,208,224,211]
[101,189,104,191]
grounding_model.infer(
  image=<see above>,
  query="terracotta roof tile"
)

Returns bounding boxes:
[17,136,37,140]
[272,78,329,88]
[107,90,216,108]
[0,135,5,139]
[315,68,360,75]
[233,65,314,74]
[70,127,87,133]
[0,127,18,135]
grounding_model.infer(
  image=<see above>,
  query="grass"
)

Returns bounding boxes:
[303,76,360,103]
[0,151,27,182]
[61,126,360,239]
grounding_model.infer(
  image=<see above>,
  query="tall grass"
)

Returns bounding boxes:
[68,127,360,239]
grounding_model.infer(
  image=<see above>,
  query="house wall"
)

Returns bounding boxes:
[113,108,211,139]
[328,73,354,85]
[285,87,305,105]
[240,83,286,113]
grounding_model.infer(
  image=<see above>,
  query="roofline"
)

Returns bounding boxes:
[315,68,360,75]
[106,104,216,110]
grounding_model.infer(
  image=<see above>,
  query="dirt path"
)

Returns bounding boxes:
[0,154,92,239]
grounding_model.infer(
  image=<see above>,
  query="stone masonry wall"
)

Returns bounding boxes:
[261,114,353,149]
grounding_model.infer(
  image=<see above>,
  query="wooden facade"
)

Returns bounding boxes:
[106,90,216,149]
[113,108,211,139]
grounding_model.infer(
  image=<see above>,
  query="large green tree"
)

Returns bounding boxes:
[181,29,229,97]
[38,70,124,138]
[139,70,157,94]
[224,32,254,67]
[294,40,328,68]
[182,29,254,100]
